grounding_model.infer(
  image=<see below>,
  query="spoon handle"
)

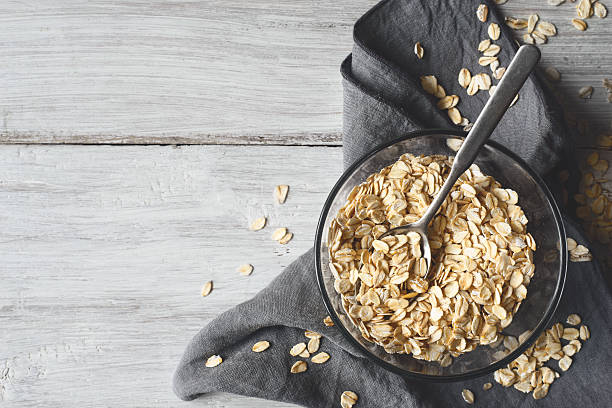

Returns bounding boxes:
[417,45,541,228]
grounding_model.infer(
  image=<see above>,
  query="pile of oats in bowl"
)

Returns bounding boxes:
[328,153,536,365]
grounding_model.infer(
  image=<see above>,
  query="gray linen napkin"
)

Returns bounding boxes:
[174,0,612,406]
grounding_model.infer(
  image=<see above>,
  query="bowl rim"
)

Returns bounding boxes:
[314,129,567,382]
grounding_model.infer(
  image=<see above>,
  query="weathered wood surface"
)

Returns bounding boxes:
[0,0,609,146]
[0,145,342,407]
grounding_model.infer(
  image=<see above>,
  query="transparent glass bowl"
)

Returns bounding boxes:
[315,130,567,381]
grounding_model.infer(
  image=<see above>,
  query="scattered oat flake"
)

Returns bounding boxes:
[205,355,222,367]
[567,314,582,326]
[201,280,213,297]
[558,355,572,371]
[488,23,500,40]
[252,340,270,352]
[483,44,501,57]
[522,33,535,44]
[272,227,287,241]
[572,18,587,31]
[290,342,307,356]
[290,361,307,374]
[579,86,593,99]
[420,75,438,95]
[298,349,310,358]
[341,391,358,408]
[537,21,557,36]
[307,337,320,353]
[579,324,590,340]
[528,14,539,33]
[324,316,334,326]
[506,17,528,29]
[433,85,445,99]
[594,2,608,18]
[586,151,599,166]
[477,4,488,22]
[577,0,592,19]
[437,95,459,110]
[305,330,322,339]
[533,384,550,400]
[548,0,565,5]
[459,68,472,88]
[279,232,293,244]
[483,382,493,391]
[532,31,547,44]
[414,42,424,59]
[311,352,331,364]
[238,263,253,276]
[275,185,289,204]
[249,217,267,231]
[448,107,462,125]
[493,67,506,80]
[462,388,475,404]
[478,39,491,52]
[510,93,519,107]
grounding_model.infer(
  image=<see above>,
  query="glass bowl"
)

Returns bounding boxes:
[315,130,567,381]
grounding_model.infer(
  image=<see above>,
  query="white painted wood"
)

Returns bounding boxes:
[0,0,609,146]
[0,144,343,407]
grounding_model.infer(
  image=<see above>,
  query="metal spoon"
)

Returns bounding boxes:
[378,45,541,279]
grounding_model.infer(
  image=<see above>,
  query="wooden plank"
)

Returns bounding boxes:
[0,0,609,146]
[0,144,342,407]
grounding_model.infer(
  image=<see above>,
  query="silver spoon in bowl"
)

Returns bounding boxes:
[377,45,541,279]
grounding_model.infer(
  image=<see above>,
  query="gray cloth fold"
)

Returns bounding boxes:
[174,0,612,406]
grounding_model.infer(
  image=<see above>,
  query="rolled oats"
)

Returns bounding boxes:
[578,86,594,99]
[250,217,267,231]
[459,68,472,88]
[275,185,289,204]
[290,361,307,374]
[328,154,535,364]
[537,21,557,36]
[238,264,254,276]
[528,14,539,33]
[272,227,288,241]
[279,232,294,244]
[341,391,358,408]
[577,0,591,19]
[421,75,438,95]
[205,355,222,367]
[201,280,213,297]
[462,388,475,404]
[307,337,320,353]
[311,352,330,364]
[477,4,489,22]
[566,313,581,325]
[579,324,590,340]
[488,23,501,40]
[572,18,588,30]
[414,42,425,59]
[252,341,270,352]
[506,17,528,29]
[558,355,572,371]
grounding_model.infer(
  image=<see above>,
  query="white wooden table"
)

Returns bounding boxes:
[1,1,610,406]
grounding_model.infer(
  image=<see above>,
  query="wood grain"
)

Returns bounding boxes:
[0,145,342,407]
[0,0,609,146]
